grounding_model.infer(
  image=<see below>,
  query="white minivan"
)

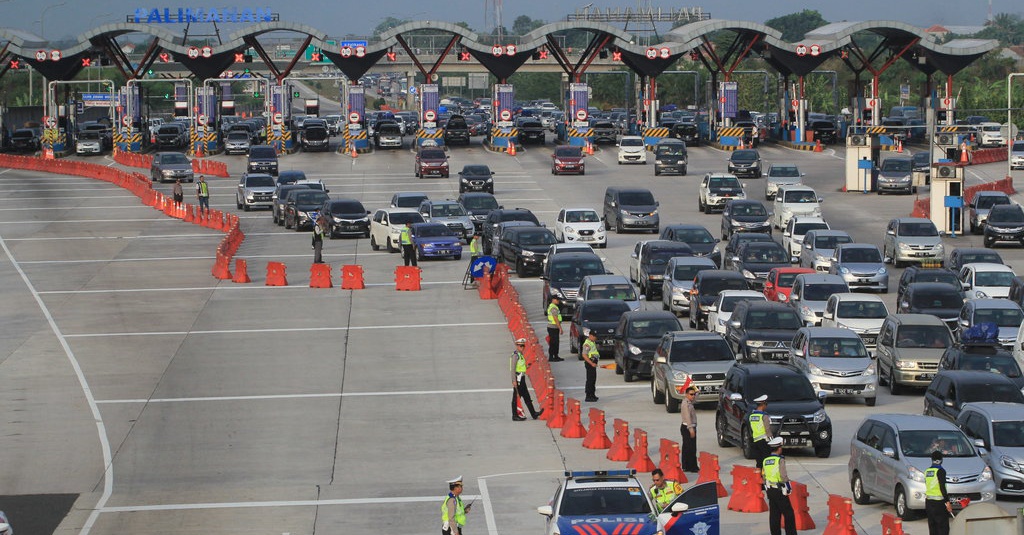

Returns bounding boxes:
[773,185,823,230]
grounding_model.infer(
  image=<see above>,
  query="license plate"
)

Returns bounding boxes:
[580,237,593,241]
[437,250,450,255]
[784,438,807,446]
[601,339,614,346]
[859,278,871,283]
[698,385,719,394]
[917,373,935,380]
[834,388,859,395]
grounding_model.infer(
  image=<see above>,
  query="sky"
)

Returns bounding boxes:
[1,0,1022,43]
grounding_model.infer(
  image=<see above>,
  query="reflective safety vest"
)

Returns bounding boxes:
[400,226,413,245]
[442,494,467,527]
[763,455,784,485]
[749,411,767,442]
[650,482,682,512]
[925,466,944,500]
[197,181,209,198]
[546,302,561,326]
[582,338,599,363]
[511,350,527,373]
[469,236,481,255]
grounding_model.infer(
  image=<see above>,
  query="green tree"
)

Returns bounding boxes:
[976,13,1024,45]
[512,15,545,36]
[765,10,829,43]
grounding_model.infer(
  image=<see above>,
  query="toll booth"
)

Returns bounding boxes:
[115,85,143,153]
[490,84,516,150]
[565,83,592,147]
[931,163,965,235]
[268,84,293,152]
[844,128,881,192]
[343,84,368,152]
[195,85,217,155]
[417,84,444,148]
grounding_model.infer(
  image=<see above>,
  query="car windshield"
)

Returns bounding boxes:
[390,212,424,225]
[770,166,800,177]
[898,222,939,236]
[628,319,679,338]
[673,264,713,281]
[912,153,929,166]
[962,382,1024,403]
[911,289,964,309]
[566,210,600,223]
[837,301,888,319]
[802,283,848,301]
[975,195,1010,210]
[227,132,249,141]
[747,374,818,401]
[246,175,276,187]
[159,153,190,164]
[840,247,882,263]
[703,277,749,295]
[793,222,828,235]
[709,176,741,189]
[814,235,853,249]
[420,149,446,159]
[79,131,101,140]
[431,204,467,217]
[584,302,632,322]
[619,191,656,205]
[657,145,685,156]
[294,191,329,205]
[330,202,364,215]
[744,309,803,329]
[415,225,455,238]
[462,165,491,176]
[646,250,690,266]
[744,246,789,263]
[720,294,765,312]
[915,271,960,286]
[620,138,643,147]
[957,355,1022,377]
[783,190,818,203]
[589,284,637,301]
[993,421,1024,447]
[896,325,953,348]
[987,207,1024,223]
[808,337,868,358]
[899,431,975,458]
[517,231,557,246]
[669,339,733,362]
[973,307,1024,327]
[775,272,804,288]
[250,147,275,158]
[731,150,758,162]
[733,203,767,216]
[882,159,913,172]
[550,260,606,283]
[555,147,582,157]
[668,228,715,244]
[974,271,1015,287]
[395,195,428,208]
[960,252,1002,265]
[558,487,652,516]
[461,196,498,210]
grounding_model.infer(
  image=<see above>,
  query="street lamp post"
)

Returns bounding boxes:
[37,1,67,39]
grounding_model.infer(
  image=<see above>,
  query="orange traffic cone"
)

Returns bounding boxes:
[351,143,358,158]
[897,139,903,153]
[508,142,517,156]
[960,142,969,163]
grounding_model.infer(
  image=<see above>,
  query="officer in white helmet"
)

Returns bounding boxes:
[747,394,773,468]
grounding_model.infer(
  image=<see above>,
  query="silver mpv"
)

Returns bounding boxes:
[848,414,995,520]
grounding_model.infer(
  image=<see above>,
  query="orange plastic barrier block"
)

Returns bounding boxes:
[395,266,421,290]
[310,263,333,288]
[266,261,288,286]
[341,265,365,289]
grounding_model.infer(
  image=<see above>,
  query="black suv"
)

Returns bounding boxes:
[542,251,607,314]
[727,149,762,178]
[612,310,682,382]
[688,270,749,330]
[923,370,1024,423]
[457,165,495,194]
[721,199,772,239]
[712,232,776,269]
[725,301,803,362]
[443,114,471,145]
[284,189,331,230]
[660,224,716,257]
[482,208,541,255]
[731,241,791,289]
[715,362,832,458]
[569,299,633,357]
[808,120,838,144]
[896,282,964,331]
[947,247,1003,273]
[938,342,1024,389]
[896,266,962,304]
[516,119,546,144]
[247,145,279,176]
[498,226,558,277]
[320,198,370,238]
[983,204,1024,248]
[458,192,501,230]
[591,121,618,144]
[671,121,701,146]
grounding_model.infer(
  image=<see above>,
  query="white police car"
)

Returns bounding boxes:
[537,470,720,535]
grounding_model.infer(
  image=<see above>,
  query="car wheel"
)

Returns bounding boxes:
[236,198,243,209]
[454,254,462,260]
[662,301,669,311]
[370,235,380,251]
[895,486,915,520]
[716,413,732,447]
[614,219,622,233]
[616,360,626,376]
[689,313,696,329]
[698,197,704,211]
[387,237,397,253]
[741,426,755,459]
[889,368,903,395]
[681,166,687,176]
[851,472,872,505]
[655,169,661,176]
[984,236,994,248]
[285,217,293,229]
[651,378,665,404]
[970,220,978,234]
[815,445,831,458]
[865,397,877,407]
[878,366,889,386]
[665,392,680,413]
[516,260,526,278]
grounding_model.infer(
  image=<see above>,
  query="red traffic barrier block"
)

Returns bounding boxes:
[211,252,232,280]
[727,465,768,513]
[696,451,728,497]
[341,265,365,289]
[266,261,288,286]
[559,398,587,438]
[787,481,815,531]
[658,439,687,484]
[546,390,566,429]
[582,408,611,449]
[477,271,497,299]
[880,513,905,535]
[395,266,422,291]
[627,428,657,472]
[822,495,856,535]
[606,418,633,461]
[310,263,333,288]
[232,258,251,283]
[184,204,194,223]
[538,376,555,421]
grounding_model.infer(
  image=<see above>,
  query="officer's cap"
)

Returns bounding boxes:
[768,437,783,447]
[515,338,527,345]
[754,395,768,403]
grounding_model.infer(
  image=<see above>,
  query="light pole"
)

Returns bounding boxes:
[1007,73,1023,179]
[37,1,67,39]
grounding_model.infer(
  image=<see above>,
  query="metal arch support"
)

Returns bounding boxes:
[542,32,613,82]
[545,34,573,75]
[395,33,460,80]
[244,34,314,83]
[726,34,761,79]
[133,39,163,79]
[575,34,614,82]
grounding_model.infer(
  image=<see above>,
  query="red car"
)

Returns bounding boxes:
[415,147,450,178]
[551,145,585,175]
[763,267,814,303]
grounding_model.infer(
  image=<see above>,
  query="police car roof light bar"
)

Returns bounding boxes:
[565,469,636,478]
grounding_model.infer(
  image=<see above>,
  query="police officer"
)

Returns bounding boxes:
[649,468,683,513]
[925,450,953,535]
[401,221,417,267]
[312,214,326,264]
[546,296,564,362]
[749,394,773,468]
[442,475,471,535]
[582,330,600,402]
[468,231,482,261]
[763,437,796,535]
[195,175,210,215]
[511,338,541,421]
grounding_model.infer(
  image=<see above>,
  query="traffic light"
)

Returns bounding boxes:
[293,91,300,98]
[147,69,155,78]
[253,91,261,98]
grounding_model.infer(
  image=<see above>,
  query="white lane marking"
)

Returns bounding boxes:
[0,195,138,201]
[96,388,510,404]
[0,237,114,535]
[37,279,470,294]
[0,218,190,224]
[99,494,481,513]
[5,233,221,241]
[0,205,167,212]
[63,321,510,338]
[478,477,498,535]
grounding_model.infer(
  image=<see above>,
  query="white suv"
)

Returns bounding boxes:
[616,135,647,164]
[978,122,1005,148]
[554,207,606,247]
[773,184,823,229]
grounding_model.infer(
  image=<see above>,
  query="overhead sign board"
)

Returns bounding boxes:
[341,40,368,48]
[129,8,277,24]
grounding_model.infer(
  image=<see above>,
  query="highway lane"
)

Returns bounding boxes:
[0,137,1020,535]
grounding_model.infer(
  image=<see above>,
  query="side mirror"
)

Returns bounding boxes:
[639,295,647,301]
[959,319,970,327]
[537,505,553,517]
[882,447,896,458]
[728,392,742,402]
[818,391,828,404]
[783,231,791,237]
[730,256,740,263]
[631,252,638,259]
[708,304,718,312]
[944,400,955,407]
[729,320,741,329]
[974,438,986,448]
[818,197,824,203]
[823,311,834,320]
[670,502,689,513]
[655,356,667,364]
[830,258,838,264]
[887,229,896,236]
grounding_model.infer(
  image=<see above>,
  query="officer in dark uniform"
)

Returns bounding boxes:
[748,394,773,468]
[763,437,796,535]
[925,450,952,535]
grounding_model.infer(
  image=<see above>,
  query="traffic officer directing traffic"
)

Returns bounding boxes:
[582,330,600,402]
[468,231,482,261]
[749,394,773,468]
[546,297,563,362]
[925,450,953,535]
[510,338,541,421]
[763,437,796,535]
[401,221,417,267]
[649,468,683,513]
[442,475,471,535]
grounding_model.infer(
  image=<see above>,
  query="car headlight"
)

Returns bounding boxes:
[441,162,449,167]
[877,267,887,275]
[895,360,916,369]
[672,287,687,296]
[975,290,989,299]
[549,288,566,300]
[778,293,789,302]
[934,243,944,253]
[554,159,563,165]
[672,371,690,381]
[564,226,577,234]
[810,409,827,423]
[815,254,828,264]
[864,362,876,375]
[746,340,765,348]
[808,363,823,375]
[1000,455,1024,473]
[909,465,926,482]
[981,466,993,481]
[460,177,469,183]
[522,250,535,257]
[298,211,310,218]
[898,242,911,250]
[620,209,629,216]
[162,169,174,176]
[800,305,814,318]
[333,216,343,223]
[742,269,755,279]
[839,266,850,274]
[628,344,643,355]
[655,159,664,164]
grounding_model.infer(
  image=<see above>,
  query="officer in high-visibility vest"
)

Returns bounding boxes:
[510,337,541,421]
[546,296,564,362]
[400,221,417,267]
[925,450,952,535]
[468,231,482,261]
[748,394,773,468]
[649,468,683,513]
[582,330,600,402]
[762,437,796,535]
[195,175,210,215]
[441,475,471,535]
